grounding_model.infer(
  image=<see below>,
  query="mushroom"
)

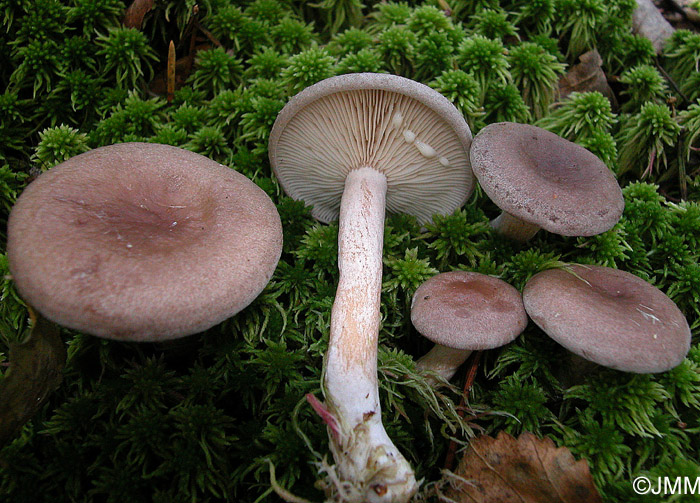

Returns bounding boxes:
[268,73,473,502]
[469,122,624,241]
[7,142,283,341]
[522,264,691,373]
[411,271,528,383]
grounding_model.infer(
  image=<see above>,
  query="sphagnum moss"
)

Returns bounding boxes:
[1,1,699,502]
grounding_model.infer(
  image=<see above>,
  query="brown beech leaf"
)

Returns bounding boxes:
[0,315,66,447]
[444,431,603,503]
[123,0,155,29]
[558,50,616,106]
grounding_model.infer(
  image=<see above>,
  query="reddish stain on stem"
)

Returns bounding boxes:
[306,393,340,442]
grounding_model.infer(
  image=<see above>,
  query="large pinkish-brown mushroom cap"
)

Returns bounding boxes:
[470,122,624,237]
[411,271,528,350]
[523,265,691,373]
[7,142,282,342]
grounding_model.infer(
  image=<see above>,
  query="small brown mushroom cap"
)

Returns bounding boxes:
[470,122,624,236]
[269,73,474,225]
[411,271,528,350]
[7,142,282,341]
[523,265,691,373]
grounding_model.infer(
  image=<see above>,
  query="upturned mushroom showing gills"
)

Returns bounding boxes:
[412,271,527,383]
[523,264,691,373]
[470,122,624,241]
[268,73,474,502]
[7,142,283,341]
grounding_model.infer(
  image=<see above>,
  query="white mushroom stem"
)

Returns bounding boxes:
[416,345,473,383]
[323,167,418,503]
[491,211,541,242]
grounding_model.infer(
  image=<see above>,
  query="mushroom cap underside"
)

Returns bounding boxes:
[523,265,691,373]
[470,122,624,236]
[269,73,474,224]
[7,142,283,341]
[411,271,528,350]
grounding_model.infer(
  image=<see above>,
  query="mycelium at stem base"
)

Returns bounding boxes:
[323,167,418,503]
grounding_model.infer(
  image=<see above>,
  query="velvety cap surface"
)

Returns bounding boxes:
[470,122,624,236]
[269,73,474,225]
[411,271,527,350]
[523,265,691,373]
[7,143,283,341]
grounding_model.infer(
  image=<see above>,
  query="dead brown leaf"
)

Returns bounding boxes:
[123,0,155,29]
[0,315,66,447]
[443,431,602,503]
[558,50,616,106]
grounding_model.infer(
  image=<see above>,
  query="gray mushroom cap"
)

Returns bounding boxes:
[470,122,624,236]
[7,142,283,342]
[269,73,474,225]
[523,265,691,373]
[411,271,528,350]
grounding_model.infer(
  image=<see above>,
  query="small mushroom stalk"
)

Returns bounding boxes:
[416,345,473,382]
[490,211,541,241]
[323,167,418,503]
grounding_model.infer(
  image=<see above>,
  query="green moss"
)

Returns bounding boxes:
[513,0,556,35]
[429,70,484,131]
[188,47,243,97]
[619,64,669,113]
[555,0,607,60]
[471,7,519,41]
[95,27,157,90]
[377,25,416,75]
[456,34,510,99]
[508,41,566,119]
[617,102,681,179]
[32,125,89,171]
[536,91,617,141]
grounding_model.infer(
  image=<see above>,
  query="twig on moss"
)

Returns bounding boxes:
[443,351,482,471]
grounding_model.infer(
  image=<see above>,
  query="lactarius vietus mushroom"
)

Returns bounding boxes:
[7,142,282,341]
[523,264,691,373]
[412,271,527,383]
[470,122,624,241]
[269,73,474,502]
